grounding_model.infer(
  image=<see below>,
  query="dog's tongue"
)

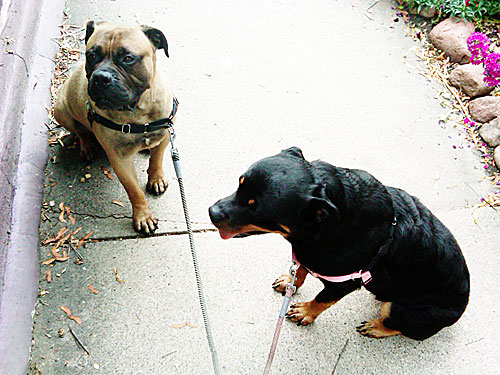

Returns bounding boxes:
[218,229,237,240]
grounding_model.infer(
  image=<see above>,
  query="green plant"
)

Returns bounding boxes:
[403,0,500,21]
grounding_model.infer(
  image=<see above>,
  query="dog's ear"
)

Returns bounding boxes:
[142,26,169,57]
[280,146,305,160]
[85,21,95,44]
[300,184,339,223]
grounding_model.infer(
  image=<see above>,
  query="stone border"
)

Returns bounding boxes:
[0,0,65,374]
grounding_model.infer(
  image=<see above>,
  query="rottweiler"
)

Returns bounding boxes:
[209,147,469,340]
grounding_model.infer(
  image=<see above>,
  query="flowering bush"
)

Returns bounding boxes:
[404,0,500,21]
[467,32,500,86]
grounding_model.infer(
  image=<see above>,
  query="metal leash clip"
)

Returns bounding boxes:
[286,264,299,296]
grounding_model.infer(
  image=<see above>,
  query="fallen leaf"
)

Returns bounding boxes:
[41,258,56,265]
[171,322,197,329]
[60,305,71,317]
[85,173,91,179]
[45,269,52,283]
[65,206,76,225]
[58,210,66,223]
[101,166,114,180]
[75,230,93,249]
[112,200,124,207]
[43,227,68,245]
[69,315,82,325]
[113,267,125,283]
[87,284,99,294]
[70,226,82,236]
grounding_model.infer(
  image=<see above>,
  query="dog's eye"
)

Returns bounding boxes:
[122,55,135,64]
[86,51,97,63]
[248,199,255,206]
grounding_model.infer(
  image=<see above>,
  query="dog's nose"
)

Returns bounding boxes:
[209,204,227,224]
[92,70,113,88]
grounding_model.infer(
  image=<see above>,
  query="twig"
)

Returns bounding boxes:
[465,182,497,211]
[435,70,469,117]
[367,1,380,11]
[69,326,90,355]
[6,50,29,76]
[69,243,84,260]
[331,338,349,374]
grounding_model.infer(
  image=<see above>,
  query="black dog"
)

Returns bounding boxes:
[209,147,469,340]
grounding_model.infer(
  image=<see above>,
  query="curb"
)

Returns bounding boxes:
[0,0,65,373]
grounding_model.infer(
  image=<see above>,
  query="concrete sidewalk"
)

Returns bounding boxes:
[30,0,499,374]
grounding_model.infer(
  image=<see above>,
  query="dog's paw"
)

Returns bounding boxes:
[285,302,318,326]
[272,274,291,294]
[133,208,158,234]
[356,319,401,339]
[146,174,168,195]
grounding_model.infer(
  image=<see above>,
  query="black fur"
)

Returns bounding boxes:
[209,147,470,340]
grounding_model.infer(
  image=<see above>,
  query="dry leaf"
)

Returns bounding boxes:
[113,267,125,283]
[112,200,124,207]
[41,258,56,265]
[87,284,99,294]
[60,305,71,317]
[65,206,76,225]
[42,227,68,245]
[75,230,92,249]
[69,315,82,325]
[45,269,52,283]
[171,322,197,329]
[101,166,114,180]
[58,210,66,223]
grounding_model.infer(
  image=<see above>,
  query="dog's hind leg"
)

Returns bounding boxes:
[272,265,308,294]
[356,302,401,339]
[357,301,465,340]
[54,101,96,162]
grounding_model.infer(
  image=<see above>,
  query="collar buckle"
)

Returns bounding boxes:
[121,123,131,134]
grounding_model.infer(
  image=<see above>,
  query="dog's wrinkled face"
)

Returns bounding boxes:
[84,21,169,111]
[209,147,340,240]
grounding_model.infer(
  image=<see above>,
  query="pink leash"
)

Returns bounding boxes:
[263,264,298,375]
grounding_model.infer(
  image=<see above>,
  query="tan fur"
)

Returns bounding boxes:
[285,299,338,326]
[356,302,402,338]
[54,22,175,233]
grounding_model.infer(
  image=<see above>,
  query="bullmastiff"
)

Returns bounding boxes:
[54,21,177,234]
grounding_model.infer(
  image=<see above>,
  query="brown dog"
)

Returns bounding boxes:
[54,21,176,234]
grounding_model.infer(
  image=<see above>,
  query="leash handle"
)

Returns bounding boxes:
[263,264,298,375]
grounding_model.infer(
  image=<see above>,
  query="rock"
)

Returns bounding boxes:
[448,64,495,97]
[494,146,500,169]
[428,17,475,64]
[407,4,437,18]
[479,118,500,147]
[469,96,500,123]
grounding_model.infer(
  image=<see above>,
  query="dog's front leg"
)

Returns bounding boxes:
[146,137,169,195]
[286,282,356,326]
[106,151,158,234]
[272,265,308,294]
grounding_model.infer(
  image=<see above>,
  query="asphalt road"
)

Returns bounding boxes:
[29,0,500,374]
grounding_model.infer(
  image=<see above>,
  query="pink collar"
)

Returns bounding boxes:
[292,251,373,285]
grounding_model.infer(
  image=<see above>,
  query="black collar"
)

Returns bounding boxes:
[87,97,178,134]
